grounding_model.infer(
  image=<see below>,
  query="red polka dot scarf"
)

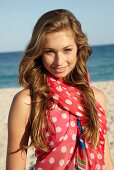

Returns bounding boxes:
[34,70,107,170]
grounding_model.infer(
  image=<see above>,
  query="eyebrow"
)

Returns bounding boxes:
[44,45,74,50]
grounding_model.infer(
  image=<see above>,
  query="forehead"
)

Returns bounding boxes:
[44,29,75,48]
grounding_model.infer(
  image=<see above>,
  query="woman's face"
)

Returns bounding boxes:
[42,29,78,78]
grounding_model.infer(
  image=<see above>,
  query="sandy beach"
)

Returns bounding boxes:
[0,81,114,169]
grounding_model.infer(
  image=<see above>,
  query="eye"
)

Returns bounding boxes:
[45,50,54,54]
[65,49,72,52]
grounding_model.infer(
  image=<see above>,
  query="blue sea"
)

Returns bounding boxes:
[0,44,114,89]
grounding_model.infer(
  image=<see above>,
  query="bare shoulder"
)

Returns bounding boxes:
[91,86,105,100]
[7,89,32,169]
[91,86,107,115]
[12,88,31,111]
[13,88,31,105]
[9,88,31,125]
[8,88,32,149]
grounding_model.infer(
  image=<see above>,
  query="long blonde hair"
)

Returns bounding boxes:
[18,9,99,152]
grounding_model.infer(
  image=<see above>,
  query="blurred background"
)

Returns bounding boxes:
[0,0,114,88]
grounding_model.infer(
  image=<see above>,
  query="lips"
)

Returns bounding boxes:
[52,66,67,73]
[54,67,65,69]
[53,66,66,69]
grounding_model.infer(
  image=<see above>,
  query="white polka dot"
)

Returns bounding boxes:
[72,134,76,141]
[57,81,60,84]
[96,164,101,169]
[48,83,50,86]
[49,157,55,164]
[56,86,62,91]
[99,119,102,122]
[99,107,103,112]
[63,134,68,140]
[103,134,106,138]
[65,99,72,105]
[78,105,83,111]
[66,91,71,96]
[41,160,44,163]
[67,160,70,165]
[70,121,75,127]
[89,160,92,165]
[52,104,58,109]
[100,141,104,144]
[90,153,94,159]
[46,132,50,136]
[85,143,88,149]
[58,106,62,111]
[51,104,56,109]
[63,87,67,90]
[62,113,67,119]
[59,136,64,141]
[102,165,106,170]
[53,147,56,152]
[61,146,67,153]
[53,94,59,100]
[73,97,77,100]
[76,92,80,95]
[104,130,106,133]
[97,153,102,159]
[49,141,54,146]
[50,78,56,81]
[52,117,57,122]
[66,122,69,127]
[100,127,102,131]
[98,113,102,117]
[63,106,69,111]
[76,112,82,117]
[74,158,75,165]
[55,104,58,108]
[56,127,61,132]
[38,168,43,170]
[59,159,64,166]
[70,146,74,153]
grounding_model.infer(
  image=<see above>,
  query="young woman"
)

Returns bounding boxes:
[6,9,114,170]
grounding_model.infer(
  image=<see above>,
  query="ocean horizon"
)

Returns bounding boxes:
[0,44,114,89]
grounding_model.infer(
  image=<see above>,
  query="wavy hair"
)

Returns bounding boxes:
[18,9,99,152]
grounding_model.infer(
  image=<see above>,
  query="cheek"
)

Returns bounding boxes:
[69,53,77,64]
[42,55,53,66]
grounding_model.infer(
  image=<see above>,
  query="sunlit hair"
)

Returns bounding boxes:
[18,9,99,152]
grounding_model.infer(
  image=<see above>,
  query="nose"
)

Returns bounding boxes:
[54,52,64,66]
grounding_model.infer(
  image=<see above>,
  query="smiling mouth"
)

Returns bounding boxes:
[52,66,67,69]
[52,66,67,73]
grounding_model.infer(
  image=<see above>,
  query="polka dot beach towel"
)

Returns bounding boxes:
[33,71,107,170]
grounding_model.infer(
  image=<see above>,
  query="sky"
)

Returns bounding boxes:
[0,0,114,52]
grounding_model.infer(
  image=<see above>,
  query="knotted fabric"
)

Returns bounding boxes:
[34,71,107,170]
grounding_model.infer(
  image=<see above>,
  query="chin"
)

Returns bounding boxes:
[51,72,69,79]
